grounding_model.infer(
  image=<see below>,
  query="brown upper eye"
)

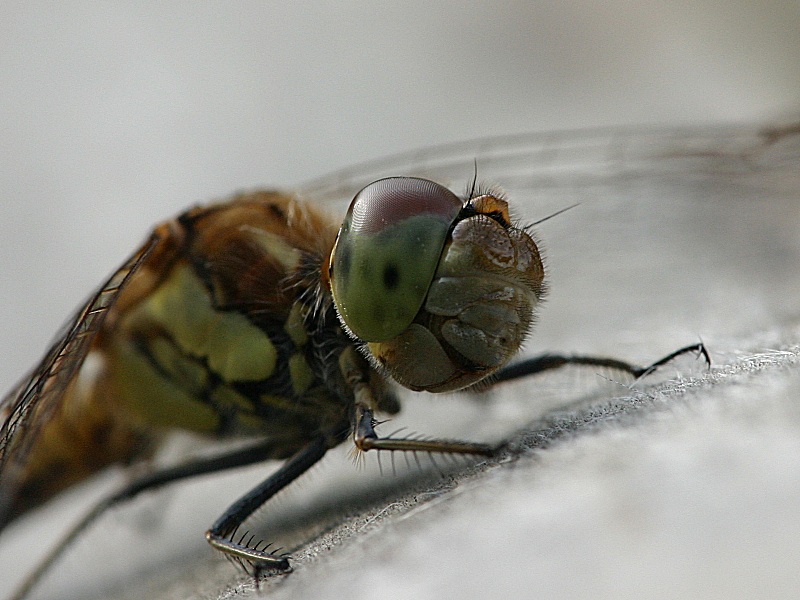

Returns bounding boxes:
[346,177,463,234]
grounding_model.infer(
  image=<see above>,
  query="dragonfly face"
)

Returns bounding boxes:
[330,177,545,392]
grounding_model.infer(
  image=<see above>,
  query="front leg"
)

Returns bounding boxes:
[351,343,709,460]
[491,342,710,385]
[205,436,329,574]
[353,404,494,457]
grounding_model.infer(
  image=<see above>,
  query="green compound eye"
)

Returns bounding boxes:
[329,177,463,342]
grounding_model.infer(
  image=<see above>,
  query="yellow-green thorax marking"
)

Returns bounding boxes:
[104,193,351,441]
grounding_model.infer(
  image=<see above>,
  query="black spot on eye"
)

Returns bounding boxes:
[383,263,400,290]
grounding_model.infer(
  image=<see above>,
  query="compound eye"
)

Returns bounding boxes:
[329,177,463,342]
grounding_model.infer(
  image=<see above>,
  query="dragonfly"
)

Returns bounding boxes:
[3,121,795,599]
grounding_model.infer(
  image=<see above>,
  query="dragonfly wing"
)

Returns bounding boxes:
[0,229,165,528]
[301,121,800,357]
[300,122,800,212]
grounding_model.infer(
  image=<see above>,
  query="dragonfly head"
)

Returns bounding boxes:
[329,177,545,392]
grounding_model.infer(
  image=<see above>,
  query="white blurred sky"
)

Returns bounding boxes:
[1,1,799,389]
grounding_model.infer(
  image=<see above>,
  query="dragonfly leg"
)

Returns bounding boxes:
[491,342,710,385]
[353,404,495,457]
[9,439,298,600]
[205,436,329,575]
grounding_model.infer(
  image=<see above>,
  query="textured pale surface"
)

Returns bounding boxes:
[2,124,798,600]
[1,4,799,600]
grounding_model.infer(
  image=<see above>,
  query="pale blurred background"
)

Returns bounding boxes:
[1,1,798,387]
[1,3,799,599]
